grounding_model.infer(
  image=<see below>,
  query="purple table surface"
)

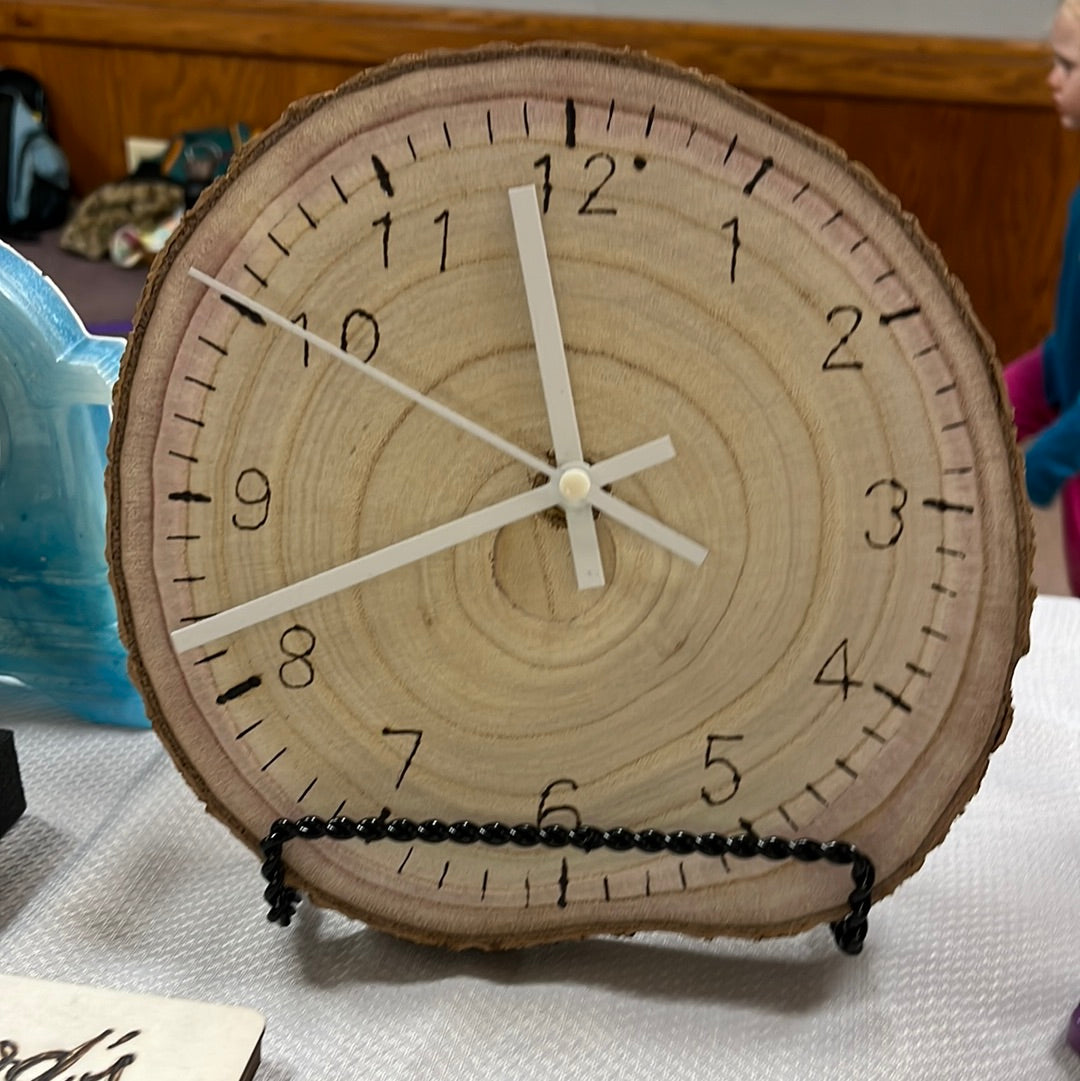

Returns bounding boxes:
[6,230,147,331]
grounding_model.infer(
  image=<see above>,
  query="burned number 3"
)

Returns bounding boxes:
[865,478,908,549]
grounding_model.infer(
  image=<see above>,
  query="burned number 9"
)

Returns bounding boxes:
[231,467,271,531]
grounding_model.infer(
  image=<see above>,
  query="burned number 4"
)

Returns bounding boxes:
[814,639,863,700]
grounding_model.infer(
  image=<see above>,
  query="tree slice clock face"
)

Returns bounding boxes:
[108,44,1032,949]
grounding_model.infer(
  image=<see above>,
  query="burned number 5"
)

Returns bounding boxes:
[701,734,744,806]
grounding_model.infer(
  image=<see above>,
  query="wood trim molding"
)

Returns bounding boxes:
[0,0,1054,107]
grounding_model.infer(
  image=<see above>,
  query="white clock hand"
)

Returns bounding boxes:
[189,267,554,479]
[509,183,605,591]
[170,437,678,654]
[587,487,708,566]
[188,269,708,567]
[171,485,557,653]
[588,436,674,486]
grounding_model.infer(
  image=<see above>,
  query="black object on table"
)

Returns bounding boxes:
[0,728,26,837]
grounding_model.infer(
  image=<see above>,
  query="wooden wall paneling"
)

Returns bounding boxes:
[4,40,129,193]
[0,0,1073,370]
[0,0,1055,105]
[760,92,1080,363]
[103,51,361,169]
[0,37,363,190]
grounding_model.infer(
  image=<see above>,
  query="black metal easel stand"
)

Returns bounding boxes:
[259,814,876,955]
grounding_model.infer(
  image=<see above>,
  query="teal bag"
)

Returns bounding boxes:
[0,69,69,237]
[154,124,251,206]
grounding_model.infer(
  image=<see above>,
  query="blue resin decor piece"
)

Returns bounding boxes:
[0,240,148,727]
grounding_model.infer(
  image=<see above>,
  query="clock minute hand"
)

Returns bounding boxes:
[509,183,605,591]
[171,484,559,654]
[170,436,677,654]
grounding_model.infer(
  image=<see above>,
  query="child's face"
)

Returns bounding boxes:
[1049,6,1080,129]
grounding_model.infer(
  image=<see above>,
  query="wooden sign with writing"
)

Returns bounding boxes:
[0,974,264,1080]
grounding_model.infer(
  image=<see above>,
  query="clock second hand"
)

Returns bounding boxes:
[189,266,554,477]
[170,436,676,654]
[187,268,708,567]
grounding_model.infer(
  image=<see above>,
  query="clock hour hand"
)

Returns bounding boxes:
[509,183,604,591]
[170,436,677,654]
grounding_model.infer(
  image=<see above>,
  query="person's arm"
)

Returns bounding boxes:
[1024,400,1080,504]
[1042,333,1059,400]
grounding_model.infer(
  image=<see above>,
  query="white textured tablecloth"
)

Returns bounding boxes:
[2,595,1080,1080]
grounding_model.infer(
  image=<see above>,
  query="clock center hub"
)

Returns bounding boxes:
[557,465,592,507]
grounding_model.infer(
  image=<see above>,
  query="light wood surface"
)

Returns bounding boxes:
[0,973,263,1081]
[108,44,1032,948]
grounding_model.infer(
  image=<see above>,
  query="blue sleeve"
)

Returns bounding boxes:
[1025,401,1080,505]
[1043,332,1058,401]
